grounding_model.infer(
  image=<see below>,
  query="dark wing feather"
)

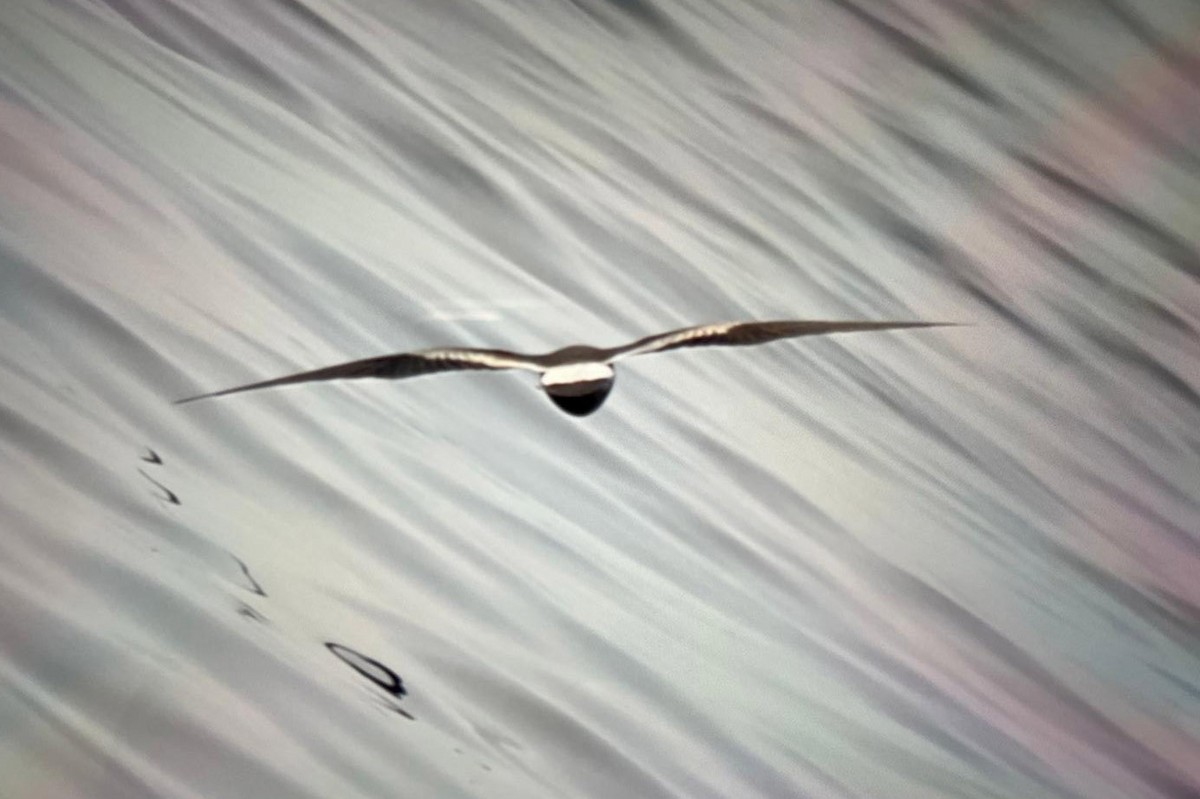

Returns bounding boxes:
[606,320,958,361]
[175,348,539,404]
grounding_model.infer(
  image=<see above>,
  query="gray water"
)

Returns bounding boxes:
[2,1,1198,797]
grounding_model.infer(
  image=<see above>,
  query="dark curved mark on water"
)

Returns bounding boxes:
[138,468,180,506]
[327,643,406,697]
[232,556,267,597]
[237,603,268,623]
[141,448,162,464]
[326,643,414,720]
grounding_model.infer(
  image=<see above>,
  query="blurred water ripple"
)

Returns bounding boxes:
[1,0,1197,797]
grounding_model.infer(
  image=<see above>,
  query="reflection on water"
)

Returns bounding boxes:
[1,0,1198,797]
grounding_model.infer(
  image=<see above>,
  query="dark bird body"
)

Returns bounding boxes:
[177,320,956,416]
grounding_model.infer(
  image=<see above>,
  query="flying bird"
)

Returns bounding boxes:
[176,320,955,416]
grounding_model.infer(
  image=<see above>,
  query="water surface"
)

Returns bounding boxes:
[1,1,1198,797]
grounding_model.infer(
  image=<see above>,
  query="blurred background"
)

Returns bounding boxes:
[1,0,1197,797]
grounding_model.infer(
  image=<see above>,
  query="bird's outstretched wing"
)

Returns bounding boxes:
[175,348,541,404]
[606,320,957,361]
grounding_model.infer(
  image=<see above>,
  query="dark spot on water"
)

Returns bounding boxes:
[232,556,267,597]
[138,468,180,505]
[237,603,268,623]
[389,703,416,721]
[326,642,414,720]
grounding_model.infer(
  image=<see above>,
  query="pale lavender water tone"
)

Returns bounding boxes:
[1,1,1198,798]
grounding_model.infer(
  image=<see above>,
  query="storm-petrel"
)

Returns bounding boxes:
[176,320,955,416]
